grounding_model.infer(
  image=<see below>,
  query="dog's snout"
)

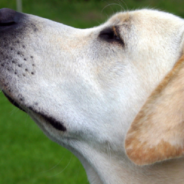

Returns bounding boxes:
[0,8,23,30]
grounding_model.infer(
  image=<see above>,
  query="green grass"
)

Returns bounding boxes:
[0,0,184,183]
[0,93,87,184]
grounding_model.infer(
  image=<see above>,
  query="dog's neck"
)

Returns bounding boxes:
[67,134,184,184]
[126,158,184,184]
[77,150,184,184]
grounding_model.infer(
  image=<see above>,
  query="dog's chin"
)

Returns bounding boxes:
[3,91,67,132]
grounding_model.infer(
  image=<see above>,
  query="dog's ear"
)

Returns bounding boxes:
[125,55,184,165]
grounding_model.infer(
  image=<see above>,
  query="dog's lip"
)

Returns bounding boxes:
[2,91,67,131]
[29,107,67,131]
[2,91,26,112]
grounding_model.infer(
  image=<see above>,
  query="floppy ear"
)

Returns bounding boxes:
[125,55,184,165]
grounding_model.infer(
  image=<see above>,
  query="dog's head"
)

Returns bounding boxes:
[1,8,184,182]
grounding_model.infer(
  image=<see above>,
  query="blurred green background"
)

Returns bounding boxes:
[0,0,184,184]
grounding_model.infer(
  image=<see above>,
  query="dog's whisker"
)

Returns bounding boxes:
[37,157,65,175]
[48,156,72,177]
[101,2,124,15]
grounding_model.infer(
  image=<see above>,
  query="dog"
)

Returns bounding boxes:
[1,7,184,184]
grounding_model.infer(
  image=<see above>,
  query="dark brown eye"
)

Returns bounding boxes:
[99,26,124,46]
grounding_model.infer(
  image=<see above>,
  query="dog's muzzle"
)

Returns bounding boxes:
[0,8,67,132]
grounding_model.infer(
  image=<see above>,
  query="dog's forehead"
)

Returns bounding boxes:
[107,12,130,25]
[108,9,183,28]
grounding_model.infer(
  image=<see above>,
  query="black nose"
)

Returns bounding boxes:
[0,8,23,30]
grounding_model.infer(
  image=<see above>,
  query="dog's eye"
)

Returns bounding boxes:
[99,26,124,46]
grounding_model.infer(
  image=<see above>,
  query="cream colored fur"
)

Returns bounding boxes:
[1,9,184,184]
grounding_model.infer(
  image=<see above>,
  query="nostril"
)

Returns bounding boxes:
[0,8,22,27]
[0,21,15,26]
[0,8,16,25]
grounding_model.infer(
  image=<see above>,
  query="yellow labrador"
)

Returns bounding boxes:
[0,8,184,184]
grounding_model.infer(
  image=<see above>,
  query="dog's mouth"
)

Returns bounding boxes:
[3,91,66,131]
[30,108,67,131]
